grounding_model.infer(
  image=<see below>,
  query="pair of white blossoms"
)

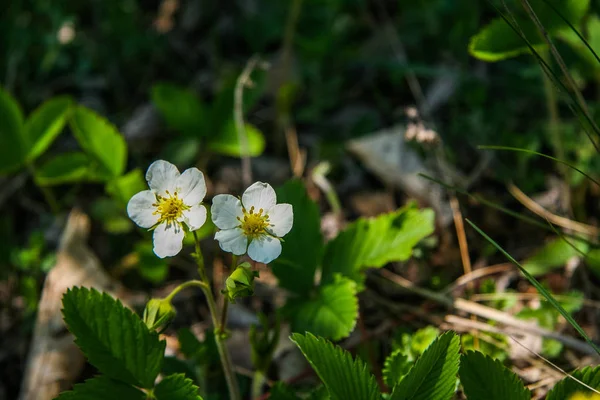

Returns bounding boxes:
[127,160,293,263]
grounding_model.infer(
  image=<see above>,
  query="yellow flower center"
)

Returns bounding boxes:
[153,190,190,225]
[238,206,270,239]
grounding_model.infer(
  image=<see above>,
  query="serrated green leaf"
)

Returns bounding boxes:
[208,119,265,157]
[272,180,323,295]
[459,351,530,400]
[35,152,97,185]
[546,366,600,399]
[0,86,25,173]
[469,0,589,62]
[290,333,380,400]
[269,382,302,400]
[288,275,358,341]
[24,96,72,162]
[151,83,208,137]
[383,349,411,389]
[322,204,434,285]
[390,332,460,400]
[54,375,146,400]
[105,169,147,206]
[70,106,127,178]
[154,373,203,400]
[61,287,165,388]
[523,236,588,276]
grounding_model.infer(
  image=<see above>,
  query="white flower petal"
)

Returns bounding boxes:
[146,160,180,196]
[176,167,206,205]
[182,205,207,231]
[242,182,276,212]
[214,228,247,255]
[153,222,185,258]
[267,203,293,237]
[127,190,159,228]
[248,236,282,264]
[211,194,243,229]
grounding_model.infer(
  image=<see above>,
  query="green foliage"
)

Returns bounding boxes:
[523,237,588,276]
[154,374,203,400]
[383,349,411,389]
[105,169,147,206]
[151,83,208,137]
[269,382,302,400]
[459,351,530,400]
[272,179,323,295]
[54,375,146,400]
[24,96,72,161]
[0,86,26,173]
[287,275,358,341]
[70,106,127,179]
[389,331,460,400]
[291,332,380,400]
[546,366,600,399]
[393,326,441,362]
[207,119,265,157]
[469,0,590,61]
[321,205,435,285]
[61,287,165,388]
[35,152,95,186]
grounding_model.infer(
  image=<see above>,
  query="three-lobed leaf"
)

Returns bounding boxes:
[390,331,460,400]
[54,375,146,400]
[291,332,380,400]
[546,366,600,400]
[272,179,323,295]
[70,106,127,178]
[321,204,435,285]
[287,275,357,341]
[459,351,530,400]
[469,0,589,62]
[154,373,203,400]
[62,287,165,388]
[24,96,72,162]
[0,86,26,173]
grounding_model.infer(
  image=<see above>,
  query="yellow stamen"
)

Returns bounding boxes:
[238,206,270,239]
[153,190,190,225]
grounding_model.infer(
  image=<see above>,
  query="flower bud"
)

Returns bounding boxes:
[223,262,259,303]
[143,298,176,332]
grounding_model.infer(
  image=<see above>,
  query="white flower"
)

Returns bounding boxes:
[127,160,207,258]
[211,182,293,264]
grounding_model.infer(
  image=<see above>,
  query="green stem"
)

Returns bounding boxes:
[251,370,266,400]
[164,280,208,303]
[218,298,230,335]
[192,231,240,400]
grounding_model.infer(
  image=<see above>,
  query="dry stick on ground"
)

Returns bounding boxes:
[19,210,125,400]
[442,263,514,295]
[507,182,599,237]
[377,269,600,358]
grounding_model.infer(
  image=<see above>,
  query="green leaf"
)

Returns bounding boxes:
[290,332,380,400]
[70,106,127,178]
[105,169,147,206]
[322,204,435,285]
[383,349,411,389]
[151,83,208,137]
[287,275,358,341]
[390,331,460,400]
[24,96,72,162]
[54,375,146,400]
[61,287,166,388]
[272,180,323,295]
[208,119,265,157]
[523,236,588,276]
[154,373,203,400]
[469,0,589,62]
[0,86,25,173]
[459,351,530,400]
[35,152,97,186]
[269,382,302,400]
[546,366,600,400]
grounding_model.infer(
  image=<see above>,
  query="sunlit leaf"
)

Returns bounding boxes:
[105,169,147,205]
[24,96,72,162]
[523,236,588,276]
[546,366,600,400]
[383,349,411,389]
[208,119,265,157]
[154,373,203,400]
